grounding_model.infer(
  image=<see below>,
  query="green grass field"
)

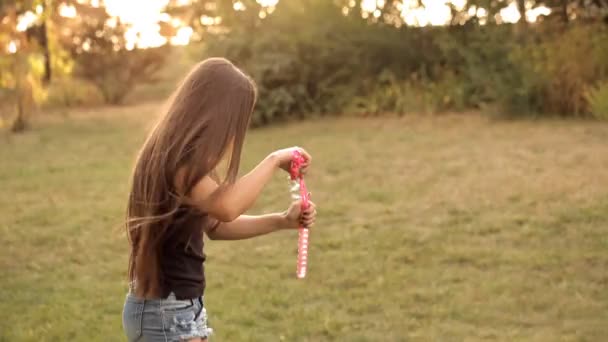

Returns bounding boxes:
[1,105,608,341]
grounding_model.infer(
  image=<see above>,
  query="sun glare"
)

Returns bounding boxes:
[16,11,37,32]
[104,0,170,48]
[171,26,194,46]
[59,4,77,18]
[8,41,18,54]
[258,0,279,6]
[365,0,549,26]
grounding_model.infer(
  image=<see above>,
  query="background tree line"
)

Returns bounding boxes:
[1,0,607,132]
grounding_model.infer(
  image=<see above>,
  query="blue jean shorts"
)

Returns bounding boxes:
[122,291,212,341]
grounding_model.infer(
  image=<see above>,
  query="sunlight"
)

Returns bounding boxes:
[233,1,246,11]
[8,41,18,54]
[16,11,37,32]
[361,0,376,13]
[258,0,279,6]
[171,26,194,46]
[527,6,551,22]
[399,0,452,26]
[104,0,170,48]
[59,4,77,18]
[500,2,521,23]
[364,0,549,26]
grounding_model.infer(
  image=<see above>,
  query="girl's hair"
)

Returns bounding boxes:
[126,58,257,298]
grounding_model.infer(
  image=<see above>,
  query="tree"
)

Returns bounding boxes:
[542,0,608,23]
[516,0,528,27]
[0,0,38,132]
[57,2,170,104]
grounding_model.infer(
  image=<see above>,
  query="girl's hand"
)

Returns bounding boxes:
[270,147,312,175]
[283,200,317,229]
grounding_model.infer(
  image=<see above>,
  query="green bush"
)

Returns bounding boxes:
[586,82,608,120]
[43,78,104,109]
[344,70,468,116]
[201,0,608,124]
[504,24,608,116]
[59,3,170,105]
[203,0,443,123]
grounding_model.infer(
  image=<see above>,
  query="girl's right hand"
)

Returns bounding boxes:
[270,147,312,175]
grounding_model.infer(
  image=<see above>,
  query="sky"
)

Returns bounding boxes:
[11,0,551,52]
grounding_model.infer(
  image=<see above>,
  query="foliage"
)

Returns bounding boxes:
[343,70,467,116]
[43,77,104,109]
[57,3,170,105]
[504,23,608,116]
[201,0,608,123]
[0,0,42,132]
[4,0,608,122]
[204,0,446,124]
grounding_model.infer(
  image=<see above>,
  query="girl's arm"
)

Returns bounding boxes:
[206,214,286,240]
[206,201,317,240]
[185,147,311,222]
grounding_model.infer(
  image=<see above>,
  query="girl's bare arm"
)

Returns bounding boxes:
[185,147,310,222]
[206,201,316,240]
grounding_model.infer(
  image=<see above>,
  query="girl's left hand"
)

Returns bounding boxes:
[283,200,317,229]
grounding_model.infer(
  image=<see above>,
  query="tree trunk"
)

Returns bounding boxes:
[11,54,32,133]
[11,98,28,133]
[41,21,52,84]
[561,0,569,23]
[516,0,528,27]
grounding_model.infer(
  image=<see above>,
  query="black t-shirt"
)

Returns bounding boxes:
[160,206,217,300]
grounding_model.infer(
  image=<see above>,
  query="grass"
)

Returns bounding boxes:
[1,105,608,341]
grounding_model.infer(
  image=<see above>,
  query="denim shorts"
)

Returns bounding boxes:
[122,291,212,341]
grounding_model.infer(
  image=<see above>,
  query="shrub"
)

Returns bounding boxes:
[203,0,443,123]
[58,2,169,105]
[43,78,104,109]
[505,24,608,116]
[201,1,608,124]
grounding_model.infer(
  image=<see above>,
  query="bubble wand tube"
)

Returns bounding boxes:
[289,150,310,279]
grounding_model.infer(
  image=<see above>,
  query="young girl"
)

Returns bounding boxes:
[122,58,317,342]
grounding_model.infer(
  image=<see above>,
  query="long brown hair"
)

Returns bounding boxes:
[126,58,257,298]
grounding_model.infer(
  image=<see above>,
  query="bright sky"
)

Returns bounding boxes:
[360,0,550,26]
[104,0,173,49]
[10,0,550,53]
[101,0,284,48]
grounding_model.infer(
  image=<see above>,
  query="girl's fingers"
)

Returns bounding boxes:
[298,148,312,163]
[302,207,314,214]
[302,208,316,218]
[301,216,316,226]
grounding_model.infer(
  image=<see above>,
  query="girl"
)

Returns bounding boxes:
[122,58,317,342]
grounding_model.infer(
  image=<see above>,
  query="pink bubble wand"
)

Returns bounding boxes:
[289,150,310,279]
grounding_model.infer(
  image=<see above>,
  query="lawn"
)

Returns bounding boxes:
[1,105,607,341]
